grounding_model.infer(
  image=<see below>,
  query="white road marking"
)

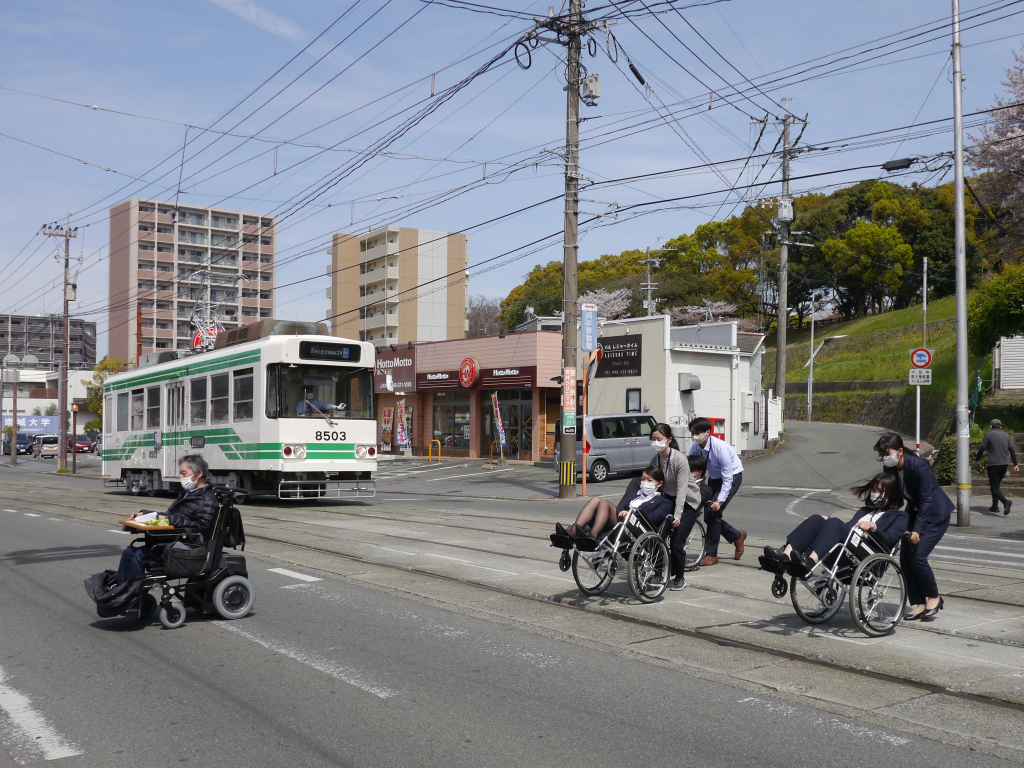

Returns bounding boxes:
[934,544,1024,559]
[108,529,132,535]
[931,553,1024,569]
[749,485,832,493]
[2,509,18,513]
[738,697,910,746]
[0,665,82,763]
[421,552,518,575]
[267,568,322,583]
[786,490,829,518]
[379,547,417,556]
[213,622,397,698]
[23,514,40,518]
[426,469,513,482]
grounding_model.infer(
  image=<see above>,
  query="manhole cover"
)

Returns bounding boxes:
[815,451,843,455]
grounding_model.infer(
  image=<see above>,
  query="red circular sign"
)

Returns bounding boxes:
[459,357,480,388]
[192,327,221,349]
[910,348,932,369]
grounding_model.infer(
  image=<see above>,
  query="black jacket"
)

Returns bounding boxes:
[163,484,218,536]
[617,492,674,528]
[884,453,954,534]
[848,506,908,551]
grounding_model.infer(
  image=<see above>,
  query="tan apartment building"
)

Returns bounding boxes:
[328,226,468,344]
[108,198,276,361]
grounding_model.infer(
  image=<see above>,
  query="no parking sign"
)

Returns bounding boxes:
[910,348,933,368]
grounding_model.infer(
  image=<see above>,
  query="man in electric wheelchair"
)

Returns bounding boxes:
[85,454,254,629]
[757,473,910,637]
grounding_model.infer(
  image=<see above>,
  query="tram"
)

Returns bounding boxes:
[101,320,378,499]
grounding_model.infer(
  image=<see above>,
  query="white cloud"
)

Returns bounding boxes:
[204,0,305,45]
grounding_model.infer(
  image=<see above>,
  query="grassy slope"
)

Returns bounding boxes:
[762,296,959,396]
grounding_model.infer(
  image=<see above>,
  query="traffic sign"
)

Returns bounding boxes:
[910,348,933,369]
[581,303,598,352]
[909,369,932,385]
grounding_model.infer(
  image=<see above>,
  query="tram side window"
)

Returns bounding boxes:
[146,386,160,429]
[104,395,113,434]
[265,366,279,419]
[130,389,145,431]
[117,392,129,432]
[211,373,229,424]
[191,377,207,424]
[233,368,254,421]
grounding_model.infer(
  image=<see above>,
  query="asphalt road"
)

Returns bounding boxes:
[1,506,1017,768]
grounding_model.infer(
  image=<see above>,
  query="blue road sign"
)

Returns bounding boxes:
[581,303,597,352]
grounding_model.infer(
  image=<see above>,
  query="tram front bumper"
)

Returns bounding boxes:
[278,479,376,500]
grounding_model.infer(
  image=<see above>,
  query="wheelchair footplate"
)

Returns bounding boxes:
[549,532,573,550]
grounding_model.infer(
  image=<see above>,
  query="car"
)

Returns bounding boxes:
[3,433,35,455]
[555,413,661,483]
[34,435,60,459]
[68,435,95,453]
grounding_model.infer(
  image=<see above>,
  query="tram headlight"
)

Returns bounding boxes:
[293,444,307,459]
[282,444,307,459]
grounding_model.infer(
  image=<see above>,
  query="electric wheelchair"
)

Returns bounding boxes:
[551,505,698,603]
[124,485,254,629]
[757,524,907,637]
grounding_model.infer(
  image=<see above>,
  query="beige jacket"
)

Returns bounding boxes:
[649,447,701,518]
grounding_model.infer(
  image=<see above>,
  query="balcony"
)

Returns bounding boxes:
[360,265,398,286]
[210,216,238,230]
[178,231,207,245]
[362,288,399,309]
[360,312,398,332]
[360,241,398,263]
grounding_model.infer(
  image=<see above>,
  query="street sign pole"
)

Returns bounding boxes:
[910,348,934,453]
[916,384,921,453]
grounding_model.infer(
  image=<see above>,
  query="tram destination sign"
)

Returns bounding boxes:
[299,341,362,363]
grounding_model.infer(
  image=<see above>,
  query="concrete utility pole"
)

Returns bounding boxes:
[42,216,76,471]
[639,248,663,316]
[774,111,794,419]
[952,0,971,527]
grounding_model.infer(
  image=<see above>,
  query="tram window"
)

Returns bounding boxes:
[190,377,207,424]
[130,389,145,431]
[117,392,129,432]
[146,386,160,428]
[233,368,254,422]
[211,373,229,424]
[265,366,279,419]
[264,364,374,419]
[104,395,113,434]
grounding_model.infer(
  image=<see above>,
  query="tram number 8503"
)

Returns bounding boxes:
[315,431,347,441]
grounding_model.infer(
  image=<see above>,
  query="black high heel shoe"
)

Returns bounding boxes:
[921,597,944,620]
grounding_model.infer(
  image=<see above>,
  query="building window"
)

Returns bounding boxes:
[625,389,641,413]
[261,237,272,245]
[190,377,207,424]
[139,243,154,251]
[155,341,170,349]
[259,309,271,318]
[130,389,145,431]
[433,392,471,450]
[157,245,172,253]
[146,386,160,428]
[233,368,254,421]
[210,373,229,424]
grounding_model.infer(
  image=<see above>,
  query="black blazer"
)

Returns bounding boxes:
[617,493,674,528]
[847,506,908,551]
[884,453,954,533]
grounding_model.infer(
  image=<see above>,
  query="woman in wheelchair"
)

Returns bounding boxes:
[115,454,219,585]
[762,473,908,573]
[551,468,672,547]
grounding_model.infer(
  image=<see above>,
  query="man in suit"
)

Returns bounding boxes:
[877,432,953,621]
[668,455,715,591]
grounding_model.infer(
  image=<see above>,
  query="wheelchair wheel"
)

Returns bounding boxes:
[849,554,906,637]
[791,572,845,624]
[684,520,707,571]
[212,575,256,620]
[158,599,186,629]
[139,592,158,620]
[628,532,670,603]
[572,549,613,596]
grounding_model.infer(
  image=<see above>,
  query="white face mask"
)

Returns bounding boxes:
[650,439,668,451]
[693,432,709,446]
[640,480,658,494]
[180,473,198,491]
[869,490,883,505]
[692,472,702,481]
[880,452,900,468]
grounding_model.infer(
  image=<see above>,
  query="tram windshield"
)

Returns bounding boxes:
[266,364,374,420]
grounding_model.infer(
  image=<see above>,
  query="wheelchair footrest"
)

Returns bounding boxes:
[573,536,599,553]
[549,533,573,549]
[757,555,785,575]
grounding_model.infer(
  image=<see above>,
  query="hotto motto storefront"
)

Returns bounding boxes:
[373,332,562,461]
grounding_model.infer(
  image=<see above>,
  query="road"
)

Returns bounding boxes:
[1,421,1024,766]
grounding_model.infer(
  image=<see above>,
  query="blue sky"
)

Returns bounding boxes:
[1,0,1021,358]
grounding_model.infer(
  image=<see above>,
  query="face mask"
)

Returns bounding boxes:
[650,439,668,451]
[180,474,197,491]
[869,490,883,505]
[693,432,709,446]
[640,480,657,494]
[881,453,899,468]
[692,472,702,481]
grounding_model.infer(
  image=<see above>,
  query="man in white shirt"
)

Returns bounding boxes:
[687,417,746,565]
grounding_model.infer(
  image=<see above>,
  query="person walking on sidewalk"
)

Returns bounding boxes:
[688,417,746,566]
[977,419,1018,515]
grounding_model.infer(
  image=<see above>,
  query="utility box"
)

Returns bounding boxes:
[581,74,601,104]
[777,197,794,224]
[678,373,701,392]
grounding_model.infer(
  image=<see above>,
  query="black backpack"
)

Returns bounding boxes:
[222,505,246,550]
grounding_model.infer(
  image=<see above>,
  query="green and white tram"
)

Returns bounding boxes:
[102,320,377,499]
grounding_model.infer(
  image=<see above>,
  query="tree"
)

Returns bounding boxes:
[31,404,59,416]
[85,357,128,426]
[822,220,913,317]
[967,263,1024,354]
[465,295,501,337]
[578,288,630,319]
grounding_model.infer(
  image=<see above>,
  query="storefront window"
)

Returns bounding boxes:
[433,392,470,450]
[483,390,532,460]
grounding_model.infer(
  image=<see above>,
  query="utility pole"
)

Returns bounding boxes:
[917,256,928,453]
[42,216,77,471]
[952,0,971,527]
[639,248,663,317]
[775,112,793,420]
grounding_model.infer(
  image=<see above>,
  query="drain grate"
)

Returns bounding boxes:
[815,451,843,454]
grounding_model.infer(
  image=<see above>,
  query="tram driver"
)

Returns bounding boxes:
[296,386,344,416]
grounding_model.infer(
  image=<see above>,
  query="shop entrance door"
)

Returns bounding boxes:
[483,393,532,460]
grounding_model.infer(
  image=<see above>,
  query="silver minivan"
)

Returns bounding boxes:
[556,413,660,482]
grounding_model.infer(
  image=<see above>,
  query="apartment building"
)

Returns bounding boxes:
[107,198,276,361]
[328,226,468,344]
[0,314,97,370]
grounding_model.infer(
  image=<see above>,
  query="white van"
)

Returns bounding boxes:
[556,413,660,482]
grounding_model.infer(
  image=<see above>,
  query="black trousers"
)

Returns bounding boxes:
[900,518,949,605]
[620,478,694,576]
[786,515,847,558]
[987,464,1009,509]
[705,472,742,556]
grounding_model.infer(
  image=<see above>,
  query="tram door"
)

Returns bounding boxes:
[163,380,187,479]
